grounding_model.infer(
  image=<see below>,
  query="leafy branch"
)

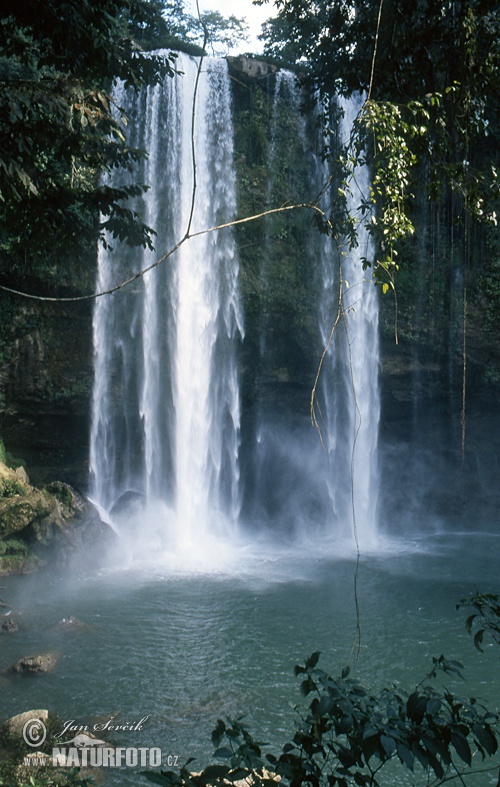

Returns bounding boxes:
[458,591,500,652]
[141,644,499,787]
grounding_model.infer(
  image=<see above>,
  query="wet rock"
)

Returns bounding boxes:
[53,615,87,631]
[109,489,146,520]
[1,617,18,632]
[44,481,83,518]
[0,553,43,575]
[8,652,58,674]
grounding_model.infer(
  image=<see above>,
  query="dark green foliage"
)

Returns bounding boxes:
[0,537,29,555]
[458,591,500,651]
[260,0,499,105]
[258,0,500,296]
[0,479,26,498]
[0,0,176,277]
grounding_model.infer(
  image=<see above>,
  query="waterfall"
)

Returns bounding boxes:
[250,70,310,525]
[89,54,243,549]
[89,57,380,555]
[243,75,379,547]
[318,97,380,547]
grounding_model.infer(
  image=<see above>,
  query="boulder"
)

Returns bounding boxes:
[109,489,145,520]
[15,466,30,485]
[0,489,60,540]
[53,615,87,631]
[0,461,22,487]
[0,460,112,575]
[4,709,49,737]
[0,553,43,575]
[8,652,58,674]
[0,463,27,504]
[1,617,18,632]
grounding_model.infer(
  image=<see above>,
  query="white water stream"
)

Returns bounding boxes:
[89,57,379,556]
[318,97,380,547]
[90,54,243,553]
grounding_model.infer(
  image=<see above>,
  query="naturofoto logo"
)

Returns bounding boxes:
[22,717,166,769]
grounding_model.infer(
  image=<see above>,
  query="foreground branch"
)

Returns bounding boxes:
[0,203,327,303]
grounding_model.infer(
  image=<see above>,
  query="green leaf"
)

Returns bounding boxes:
[407,692,427,723]
[396,741,415,770]
[140,772,173,786]
[380,733,397,757]
[426,698,442,716]
[200,764,231,779]
[305,651,321,670]
[211,719,226,746]
[213,747,233,759]
[473,724,498,756]
[315,694,335,717]
[300,677,316,696]
[450,731,472,765]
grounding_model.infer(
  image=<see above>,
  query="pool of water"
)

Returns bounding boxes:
[1,531,499,785]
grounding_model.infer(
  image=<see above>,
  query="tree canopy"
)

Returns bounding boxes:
[257,0,499,288]
[0,0,176,283]
[161,1,249,55]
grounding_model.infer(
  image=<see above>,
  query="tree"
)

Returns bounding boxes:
[0,0,176,284]
[189,10,249,55]
[257,0,499,289]
[161,2,250,56]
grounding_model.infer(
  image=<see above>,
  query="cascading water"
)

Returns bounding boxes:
[89,54,243,552]
[89,57,379,556]
[250,70,311,524]
[317,97,380,547]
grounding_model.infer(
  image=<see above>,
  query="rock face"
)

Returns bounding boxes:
[0,299,93,487]
[0,489,59,540]
[227,56,278,79]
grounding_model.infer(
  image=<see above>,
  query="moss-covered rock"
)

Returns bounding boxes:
[0,488,59,540]
[0,460,97,574]
[0,553,44,575]
[0,463,26,499]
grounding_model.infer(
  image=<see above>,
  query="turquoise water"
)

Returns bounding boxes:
[1,532,499,785]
